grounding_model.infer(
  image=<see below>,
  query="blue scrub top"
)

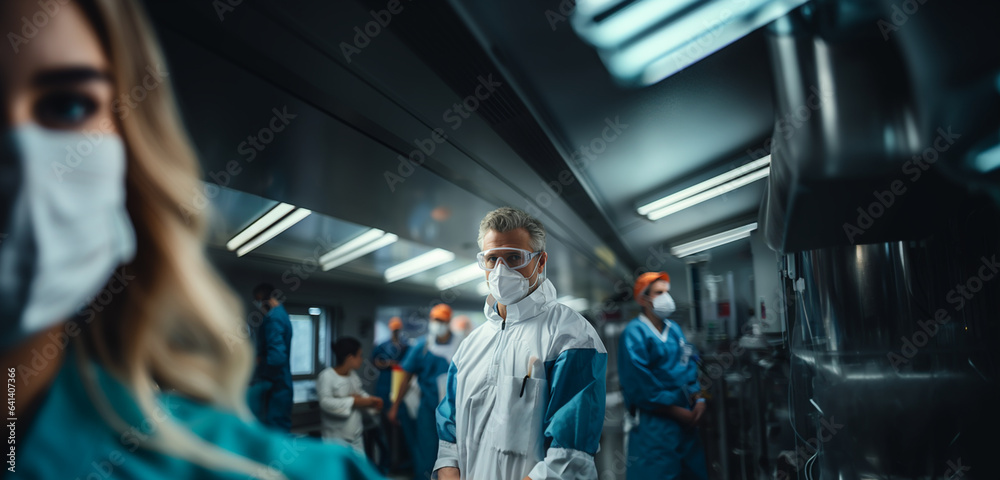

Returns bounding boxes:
[252,304,292,391]
[399,336,453,480]
[618,315,707,480]
[399,337,451,413]
[618,315,702,412]
[17,345,384,479]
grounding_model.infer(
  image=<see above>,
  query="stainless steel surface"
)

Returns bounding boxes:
[786,213,1000,479]
[760,1,1000,253]
[447,0,775,262]
[142,0,631,304]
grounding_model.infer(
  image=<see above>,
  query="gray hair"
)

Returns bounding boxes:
[477,207,546,252]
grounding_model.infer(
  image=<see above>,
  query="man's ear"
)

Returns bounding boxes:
[636,292,650,308]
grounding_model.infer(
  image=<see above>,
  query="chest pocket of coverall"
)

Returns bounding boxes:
[494,375,547,458]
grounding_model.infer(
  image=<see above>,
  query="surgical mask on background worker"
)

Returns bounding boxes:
[651,292,676,319]
[428,320,449,338]
[487,258,542,305]
[0,125,136,351]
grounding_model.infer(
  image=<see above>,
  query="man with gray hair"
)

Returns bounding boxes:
[435,207,608,479]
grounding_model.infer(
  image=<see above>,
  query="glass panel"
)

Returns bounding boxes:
[289,315,315,375]
[292,379,317,404]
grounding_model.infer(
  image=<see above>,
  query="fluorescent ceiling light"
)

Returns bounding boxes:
[671,223,758,258]
[235,207,311,257]
[320,229,386,265]
[639,157,771,220]
[572,0,809,86]
[973,142,1000,173]
[647,167,770,220]
[573,0,695,49]
[308,307,321,316]
[435,263,483,290]
[226,203,295,251]
[476,281,490,297]
[321,229,398,271]
[385,248,456,283]
[639,156,771,215]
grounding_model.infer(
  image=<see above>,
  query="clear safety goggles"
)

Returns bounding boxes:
[476,248,542,271]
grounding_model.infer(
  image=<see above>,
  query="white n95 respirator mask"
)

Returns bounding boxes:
[427,321,449,338]
[487,258,542,305]
[0,124,136,352]
[651,292,676,319]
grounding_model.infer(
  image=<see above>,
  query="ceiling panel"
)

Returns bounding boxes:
[150,0,633,282]
[146,0,776,307]
[203,186,598,306]
[449,0,777,251]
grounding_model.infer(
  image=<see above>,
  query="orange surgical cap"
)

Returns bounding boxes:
[430,303,453,321]
[633,272,670,301]
[388,317,403,331]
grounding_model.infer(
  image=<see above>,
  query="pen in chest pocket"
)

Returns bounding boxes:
[520,355,538,398]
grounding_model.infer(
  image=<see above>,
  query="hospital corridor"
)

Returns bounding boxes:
[2,0,999,479]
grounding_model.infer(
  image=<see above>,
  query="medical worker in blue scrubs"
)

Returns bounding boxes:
[387,304,458,480]
[619,272,708,480]
[372,317,411,471]
[248,283,294,432]
[0,1,382,477]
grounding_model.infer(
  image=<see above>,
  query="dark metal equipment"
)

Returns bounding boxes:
[760,1,1000,478]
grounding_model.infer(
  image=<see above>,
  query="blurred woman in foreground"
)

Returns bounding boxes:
[0,1,382,478]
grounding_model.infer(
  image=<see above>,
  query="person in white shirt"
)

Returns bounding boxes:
[317,337,384,454]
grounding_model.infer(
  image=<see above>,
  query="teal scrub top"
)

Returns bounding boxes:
[399,336,452,414]
[15,347,384,479]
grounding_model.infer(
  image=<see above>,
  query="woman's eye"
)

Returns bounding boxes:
[34,91,98,128]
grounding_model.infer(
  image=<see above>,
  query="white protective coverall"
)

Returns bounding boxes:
[435,279,608,479]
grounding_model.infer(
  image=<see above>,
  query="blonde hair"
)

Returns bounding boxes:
[75,0,280,477]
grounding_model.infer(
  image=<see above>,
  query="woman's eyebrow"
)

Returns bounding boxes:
[32,67,111,87]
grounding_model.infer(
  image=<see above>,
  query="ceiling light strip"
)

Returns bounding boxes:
[226,203,296,251]
[236,208,312,257]
[321,232,399,271]
[638,155,770,216]
[670,223,758,258]
[435,263,483,290]
[385,248,456,283]
[319,229,388,266]
[647,166,770,220]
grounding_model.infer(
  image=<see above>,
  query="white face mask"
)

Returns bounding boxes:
[651,292,676,319]
[428,321,449,338]
[0,125,136,352]
[487,257,542,305]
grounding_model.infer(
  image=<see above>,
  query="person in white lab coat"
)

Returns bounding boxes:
[435,207,608,480]
[318,337,384,453]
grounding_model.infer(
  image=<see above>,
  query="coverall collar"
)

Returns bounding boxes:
[484,278,557,326]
